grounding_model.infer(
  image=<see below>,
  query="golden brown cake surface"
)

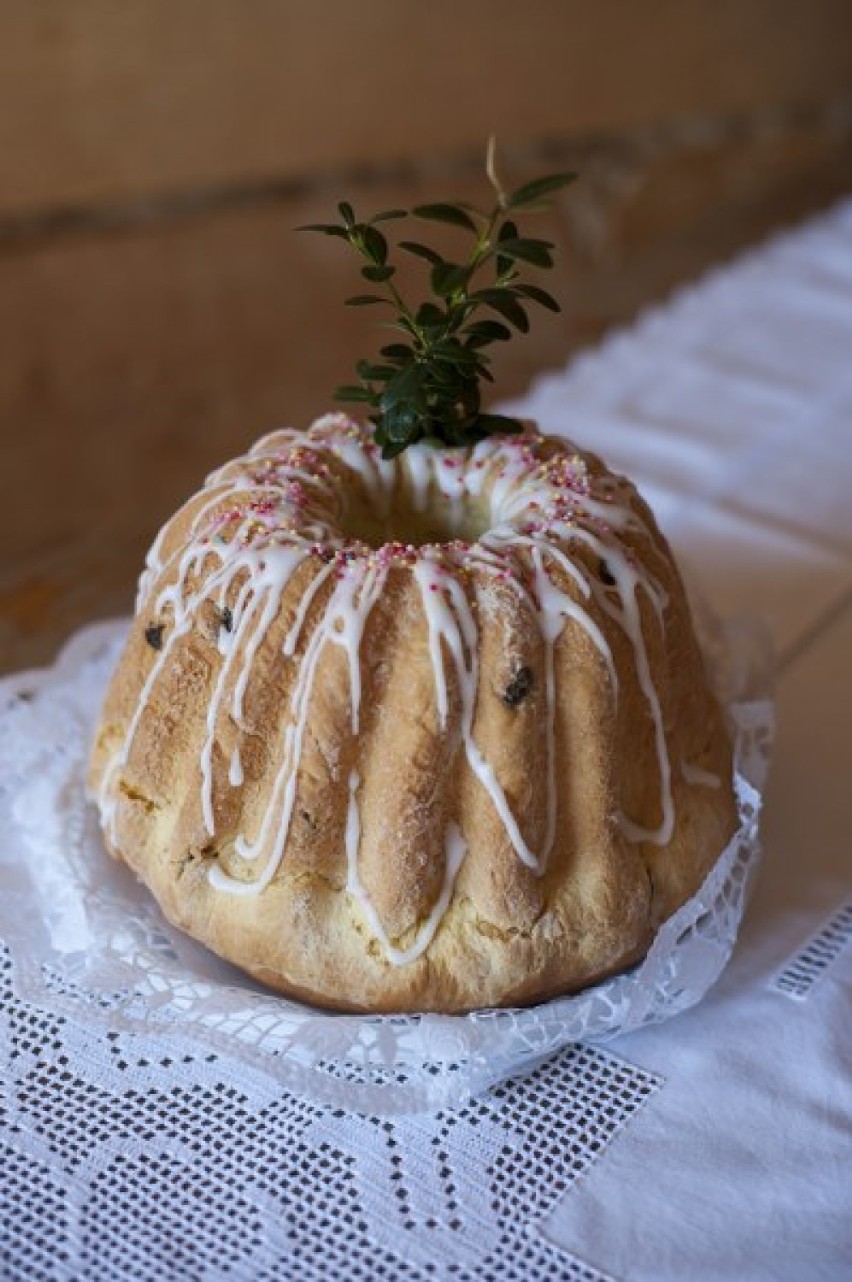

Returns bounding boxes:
[89,415,737,1012]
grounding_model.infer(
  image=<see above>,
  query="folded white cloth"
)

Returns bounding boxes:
[507,201,852,1281]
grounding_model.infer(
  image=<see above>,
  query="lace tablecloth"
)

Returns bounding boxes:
[3,202,852,1280]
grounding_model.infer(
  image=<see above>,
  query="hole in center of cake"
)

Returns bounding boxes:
[340,477,493,548]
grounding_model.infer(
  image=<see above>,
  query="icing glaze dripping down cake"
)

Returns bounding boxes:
[89,415,737,1012]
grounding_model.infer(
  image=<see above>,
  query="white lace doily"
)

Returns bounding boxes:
[0,619,772,1115]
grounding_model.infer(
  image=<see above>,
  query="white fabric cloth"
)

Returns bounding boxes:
[2,201,852,1279]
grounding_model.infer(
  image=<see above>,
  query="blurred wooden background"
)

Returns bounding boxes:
[2,0,852,670]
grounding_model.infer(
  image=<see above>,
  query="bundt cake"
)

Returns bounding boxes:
[89,413,738,1012]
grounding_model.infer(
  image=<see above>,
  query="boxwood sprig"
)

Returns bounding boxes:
[300,147,576,459]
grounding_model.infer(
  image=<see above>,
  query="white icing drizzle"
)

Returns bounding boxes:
[415,556,543,872]
[209,556,390,896]
[103,413,692,966]
[404,446,433,513]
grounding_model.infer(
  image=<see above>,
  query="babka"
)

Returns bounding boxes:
[89,414,737,1012]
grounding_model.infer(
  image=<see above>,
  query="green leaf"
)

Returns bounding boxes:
[361,264,396,283]
[470,289,530,332]
[505,172,577,209]
[464,319,512,346]
[355,359,395,380]
[431,262,471,298]
[380,436,414,460]
[360,225,389,265]
[399,241,443,265]
[380,343,415,363]
[296,222,350,238]
[426,373,466,399]
[413,203,477,231]
[334,385,378,403]
[372,209,407,222]
[415,301,446,329]
[344,294,390,306]
[495,219,519,276]
[380,362,428,412]
[489,238,554,267]
[383,403,423,445]
[515,283,561,311]
[429,338,479,366]
[338,201,356,225]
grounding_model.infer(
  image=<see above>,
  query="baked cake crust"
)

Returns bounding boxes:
[88,416,737,1012]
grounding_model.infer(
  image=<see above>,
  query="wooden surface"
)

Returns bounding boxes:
[2,0,851,217]
[2,3,852,674]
